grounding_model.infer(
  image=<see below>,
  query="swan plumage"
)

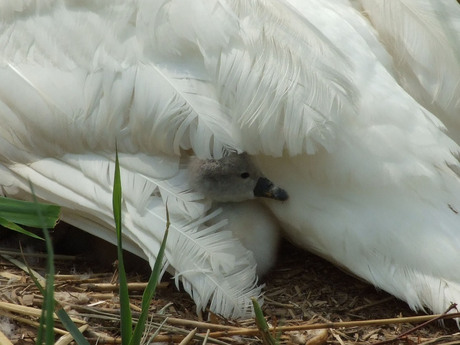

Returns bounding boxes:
[1,0,460,317]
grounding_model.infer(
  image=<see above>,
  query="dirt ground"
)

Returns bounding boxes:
[1,224,459,345]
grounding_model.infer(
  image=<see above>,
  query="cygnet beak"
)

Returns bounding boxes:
[253,177,289,201]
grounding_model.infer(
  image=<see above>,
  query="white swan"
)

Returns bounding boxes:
[1,0,460,318]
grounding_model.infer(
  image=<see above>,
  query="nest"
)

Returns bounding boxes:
[0,225,459,345]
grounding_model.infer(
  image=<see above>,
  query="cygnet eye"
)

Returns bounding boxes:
[240,172,250,179]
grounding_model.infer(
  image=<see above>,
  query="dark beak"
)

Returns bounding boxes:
[253,177,289,201]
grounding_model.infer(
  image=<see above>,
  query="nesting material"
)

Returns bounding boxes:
[0,236,459,344]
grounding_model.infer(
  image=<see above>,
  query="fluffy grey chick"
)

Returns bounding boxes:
[189,153,288,276]
[188,153,288,202]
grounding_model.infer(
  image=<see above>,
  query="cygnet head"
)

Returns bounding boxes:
[189,153,288,202]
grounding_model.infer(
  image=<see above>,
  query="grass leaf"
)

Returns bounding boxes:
[57,309,90,345]
[113,149,133,344]
[0,196,60,229]
[130,206,169,345]
[0,216,43,240]
[31,189,56,345]
[19,188,88,345]
[252,297,279,345]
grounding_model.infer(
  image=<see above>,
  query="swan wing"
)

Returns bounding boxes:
[356,0,460,141]
[0,152,262,318]
[0,0,264,318]
[254,0,460,313]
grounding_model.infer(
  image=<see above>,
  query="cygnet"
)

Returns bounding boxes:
[189,153,288,276]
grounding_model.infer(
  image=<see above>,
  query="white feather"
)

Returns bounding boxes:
[357,0,460,141]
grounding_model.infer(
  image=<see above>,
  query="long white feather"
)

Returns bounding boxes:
[357,0,460,142]
[210,0,359,156]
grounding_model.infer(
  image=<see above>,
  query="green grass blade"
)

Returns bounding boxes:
[130,206,170,345]
[252,298,278,345]
[28,248,89,345]
[57,309,90,345]
[36,224,55,344]
[19,196,88,345]
[23,182,55,345]
[113,150,133,344]
[0,216,43,240]
[0,196,60,228]
[22,254,46,296]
